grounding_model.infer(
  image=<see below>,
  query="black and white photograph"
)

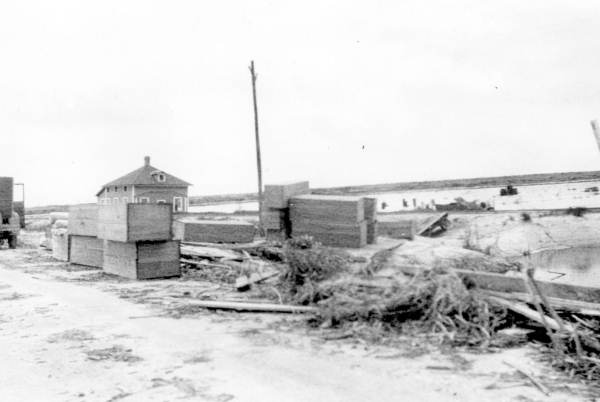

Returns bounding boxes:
[1,1,600,400]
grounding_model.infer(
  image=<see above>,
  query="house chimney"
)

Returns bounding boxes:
[144,156,150,166]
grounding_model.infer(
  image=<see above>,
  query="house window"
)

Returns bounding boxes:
[122,197,129,203]
[106,187,110,193]
[157,199,166,204]
[139,197,149,204]
[173,197,183,212]
[113,197,119,204]
[124,186,128,192]
[157,174,166,182]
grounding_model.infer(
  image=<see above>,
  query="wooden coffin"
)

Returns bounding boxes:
[173,220,255,244]
[68,204,99,237]
[289,195,364,224]
[264,181,310,208]
[98,204,172,242]
[69,235,103,268]
[103,240,180,279]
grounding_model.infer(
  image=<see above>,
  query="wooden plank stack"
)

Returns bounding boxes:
[263,181,309,241]
[98,204,180,279]
[173,219,255,243]
[363,197,378,244]
[289,195,367,248]
[67,204,103,268]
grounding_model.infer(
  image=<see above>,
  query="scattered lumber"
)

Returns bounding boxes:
[264,181,310,209]
[485,295,567,332]
[173,220,255,244]
[183,299,317,314]
[180,245,242,261]
[69,235,103,268]
[103,240,181,279]
[98,204,172,242]
[68,204,99,237]
[478,290,600,316]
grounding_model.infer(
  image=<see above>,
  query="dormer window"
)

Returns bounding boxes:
[157,174,166,182]
[151,170,166,183]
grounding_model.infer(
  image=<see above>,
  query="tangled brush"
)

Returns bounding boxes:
[315,267,507,346]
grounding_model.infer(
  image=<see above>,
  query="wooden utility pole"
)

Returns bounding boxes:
[249,60,263,233]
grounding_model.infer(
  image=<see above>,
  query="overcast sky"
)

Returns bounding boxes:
[1,1,599,206]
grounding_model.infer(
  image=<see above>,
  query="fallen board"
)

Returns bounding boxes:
[264,181,310,208]
[289,194,364,223]
[182,300,317,314]
[456,269,600,304]
[98,203,172,242]
[417,213,449,236]
[69,235,103,268]
[68,204,99,237]
[103,240,180,279]
[173,220,255,244]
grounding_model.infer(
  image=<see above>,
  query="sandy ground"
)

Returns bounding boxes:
[0,240,595,401]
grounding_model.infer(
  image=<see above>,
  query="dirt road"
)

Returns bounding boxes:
[0,252,590,401]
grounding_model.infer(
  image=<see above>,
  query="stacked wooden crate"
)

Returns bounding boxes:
[98,204,180,279]
[173,219,255,243]
[363,197,378,244]
[289,194,367,248]
[68,204,103,267]
[263,181,309,241]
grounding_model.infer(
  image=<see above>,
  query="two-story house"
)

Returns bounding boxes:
[96,156,191,212]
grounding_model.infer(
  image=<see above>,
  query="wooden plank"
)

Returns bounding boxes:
[183,299,317,314]
[456,269,600,304]
[98,204,172,242]
[174,220,255,243]
[68,204,98,237]
[477,290,600,316]
[69,235,103,268]
[290,194,364,223]
[264,181,310,208]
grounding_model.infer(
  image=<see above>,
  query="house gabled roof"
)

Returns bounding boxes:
[96,156,191,196]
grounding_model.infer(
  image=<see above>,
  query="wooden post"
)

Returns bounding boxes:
[249,60,264,234]
[591,120,600,153]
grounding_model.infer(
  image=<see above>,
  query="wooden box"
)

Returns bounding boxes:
[69,235,103,268]
[103,240,180,279]
[68,204,99,237]
[264,181,310,208]
[51,229,69,261]
[173,220,255,244]
[290,195,364,224]
[98,204,172,242]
